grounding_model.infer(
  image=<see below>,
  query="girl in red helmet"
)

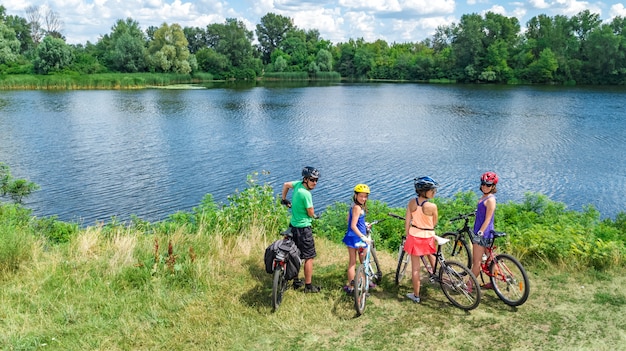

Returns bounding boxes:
[471,171,498,289]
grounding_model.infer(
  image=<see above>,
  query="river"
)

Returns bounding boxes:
[0,82,624,224]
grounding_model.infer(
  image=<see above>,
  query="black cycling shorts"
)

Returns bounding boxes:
[290,226,316,259]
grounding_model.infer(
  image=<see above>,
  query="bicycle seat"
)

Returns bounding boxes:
[281,228,293,239]
[434,235,450,246]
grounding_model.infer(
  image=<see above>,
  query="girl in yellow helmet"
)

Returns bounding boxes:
[342,183,372,295]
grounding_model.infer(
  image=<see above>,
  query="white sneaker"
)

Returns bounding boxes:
[406,293,421,303]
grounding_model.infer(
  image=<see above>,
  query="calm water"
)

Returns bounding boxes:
[1,83,625,224]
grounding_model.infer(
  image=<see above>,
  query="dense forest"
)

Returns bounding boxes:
[1,5,626,84]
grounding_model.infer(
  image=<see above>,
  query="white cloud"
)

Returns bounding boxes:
[1,0,624,46]
[529,0,551,9]
[292,7,345,39]
[485,5,507,16]
[609,3,626,17]
[388,15,456,43]
[342,11,379,42]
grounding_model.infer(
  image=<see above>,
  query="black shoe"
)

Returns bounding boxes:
[304,284,321,293]
[292,278,304,290]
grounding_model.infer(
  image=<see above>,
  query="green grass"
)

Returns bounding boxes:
[0,72,214,90]
[1,174,624,350]
[0,224,624,350]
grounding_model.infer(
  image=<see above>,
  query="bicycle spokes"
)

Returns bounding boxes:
[490,254,530,306]
[439,261,481,310]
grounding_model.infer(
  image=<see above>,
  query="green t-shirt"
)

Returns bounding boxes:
[290,180,313,228]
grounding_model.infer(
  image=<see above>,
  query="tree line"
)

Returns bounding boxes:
[1,5,626,84]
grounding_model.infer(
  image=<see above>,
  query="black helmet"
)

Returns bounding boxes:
[414,176,438,192]
[302,166,320,179]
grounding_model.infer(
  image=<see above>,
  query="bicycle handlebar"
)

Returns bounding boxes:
[367,218,387,226]
[387,212,405,220]
[449,212,475,222]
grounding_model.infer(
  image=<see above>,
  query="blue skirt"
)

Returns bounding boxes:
[343,234,368,249]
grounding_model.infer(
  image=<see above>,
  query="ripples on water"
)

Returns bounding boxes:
[1,84,625,224]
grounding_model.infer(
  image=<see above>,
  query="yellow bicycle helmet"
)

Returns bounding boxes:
[353,183,370,194]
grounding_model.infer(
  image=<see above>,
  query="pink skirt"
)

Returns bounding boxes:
[404,235,436,256]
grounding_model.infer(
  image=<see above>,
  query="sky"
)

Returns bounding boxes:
[3,0,626,45]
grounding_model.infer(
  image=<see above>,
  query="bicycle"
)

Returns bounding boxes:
[440,212,475,270]
[478,230,530,306]
[445,212,530,306]
[269,230,300,312]
[387,213,481,311]
[353,219,384,316]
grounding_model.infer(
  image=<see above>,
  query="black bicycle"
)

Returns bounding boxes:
[269,230,299,312]
[388,213,481,310]
[440,212,475,269]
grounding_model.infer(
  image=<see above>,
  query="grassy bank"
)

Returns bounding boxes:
[0,73,214,90]
[1,176,625,350]
[0,225,624,350]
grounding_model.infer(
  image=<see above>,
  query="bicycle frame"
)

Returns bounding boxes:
[478,230,530,306]
[353,219,383,316]
[442,213,475,269]
[387,213,481,310]
[425,212,529,307]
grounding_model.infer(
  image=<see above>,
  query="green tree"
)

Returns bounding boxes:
[183,26,207,54]
[335,40,357,77]
[280,30,308,70]
[2,13,34,54]
[255,13,294,64]
[527,48,558,83]
[195,47,230,75]
[99,18,147,72]
[273,55,287,72]
[315,49,332,71]
[583,24,624,84]
[146,23,191,74]
[68,43,106,74]
[0,21,21,65]
[0,163,39,204]
[482,39,513,82]
[451,13,487,81]
[206,18,254,68]
[33,35,74,74]
[522,14,581,83]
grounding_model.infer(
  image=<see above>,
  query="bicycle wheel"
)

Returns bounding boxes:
[271,265,287,312]
[489,253,530,306]
[394,241,409,285]
[354,264,368,316]
[439,261,481,310]
[370,246,383,283]
[441,232,472,269]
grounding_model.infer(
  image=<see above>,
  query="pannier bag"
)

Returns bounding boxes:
[264,238,301,281]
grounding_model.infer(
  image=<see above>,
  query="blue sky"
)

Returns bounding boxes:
[3,0,626,45]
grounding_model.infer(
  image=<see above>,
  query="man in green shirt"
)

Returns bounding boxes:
[281,166,320,293]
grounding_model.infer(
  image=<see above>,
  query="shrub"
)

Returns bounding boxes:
[0,228,36,275]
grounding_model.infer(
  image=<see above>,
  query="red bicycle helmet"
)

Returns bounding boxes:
[481,171,499,185]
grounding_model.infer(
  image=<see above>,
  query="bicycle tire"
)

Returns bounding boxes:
[394,241,409,285]
[439,261,481,311]
[354,264,368,316]
[370,246,383,283]
[441,232,472,269]
[489,253,530,306]
[271,265,287,312]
